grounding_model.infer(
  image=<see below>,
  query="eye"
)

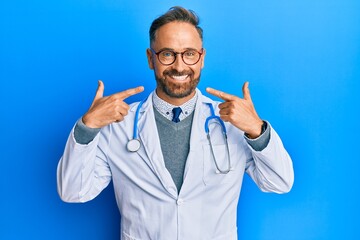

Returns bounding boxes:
[160,51,174,58]
[184,50,197,57]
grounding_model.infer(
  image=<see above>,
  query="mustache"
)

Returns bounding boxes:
[163,69,193,76]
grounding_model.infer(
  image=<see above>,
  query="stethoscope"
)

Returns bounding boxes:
[126,100,145,153]
[126,100,232,174]
[204,103,232,174]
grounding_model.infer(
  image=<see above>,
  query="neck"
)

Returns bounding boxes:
[156,88,196,106]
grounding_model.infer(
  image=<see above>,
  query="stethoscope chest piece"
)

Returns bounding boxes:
[127,139,141,152]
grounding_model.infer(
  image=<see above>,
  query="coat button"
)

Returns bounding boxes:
[177,199,184,205]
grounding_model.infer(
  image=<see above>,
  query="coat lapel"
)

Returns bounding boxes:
[181,90,213,190]
[133,93,178,198]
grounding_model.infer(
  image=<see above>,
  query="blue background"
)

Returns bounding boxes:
[1,0,359,239]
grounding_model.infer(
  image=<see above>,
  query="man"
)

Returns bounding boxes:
[57,6,294,240]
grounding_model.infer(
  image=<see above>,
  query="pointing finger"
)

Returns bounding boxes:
[242,82,252,101]
[206,87,235,101]
[116,86,145,100]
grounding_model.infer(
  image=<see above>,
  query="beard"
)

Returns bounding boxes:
[155,69,201,98]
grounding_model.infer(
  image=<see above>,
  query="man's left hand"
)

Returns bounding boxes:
[206,82,263,139]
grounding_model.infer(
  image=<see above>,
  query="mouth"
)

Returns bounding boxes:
[168,74,189,82]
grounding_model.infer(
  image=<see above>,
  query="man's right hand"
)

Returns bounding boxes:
[82,80,144,128]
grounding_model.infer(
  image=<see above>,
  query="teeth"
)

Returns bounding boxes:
[171,75,188,81]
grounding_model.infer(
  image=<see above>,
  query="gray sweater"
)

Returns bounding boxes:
[153,107,194,192]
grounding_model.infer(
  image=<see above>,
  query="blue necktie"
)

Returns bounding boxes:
[172,107,182,123]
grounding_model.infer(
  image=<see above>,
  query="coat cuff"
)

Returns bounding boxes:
[244,121,270,151]
[73,118,101,145]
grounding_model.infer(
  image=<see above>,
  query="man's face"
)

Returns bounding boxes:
[146,21,205,99]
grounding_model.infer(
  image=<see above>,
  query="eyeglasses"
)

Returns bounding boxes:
[150,48,204,66]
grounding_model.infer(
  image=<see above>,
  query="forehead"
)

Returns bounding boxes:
[152,21,203,50]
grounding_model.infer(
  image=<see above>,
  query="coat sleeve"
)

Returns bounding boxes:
[245,123,294,193]
[56,124,112,203]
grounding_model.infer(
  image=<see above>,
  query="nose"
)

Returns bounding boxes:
[172,53,187,72]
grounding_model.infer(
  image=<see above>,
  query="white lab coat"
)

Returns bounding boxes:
[57,89,294,240]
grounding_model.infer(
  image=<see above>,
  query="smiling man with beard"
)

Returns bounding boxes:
[147,20,202,102]
[57,6,294,240]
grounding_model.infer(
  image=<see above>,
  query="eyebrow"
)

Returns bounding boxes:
[157,47,200,52]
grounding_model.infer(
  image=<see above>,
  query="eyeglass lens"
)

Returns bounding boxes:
[157,50,201,65]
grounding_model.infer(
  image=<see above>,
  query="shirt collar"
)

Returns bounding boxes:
[152,90,198,121]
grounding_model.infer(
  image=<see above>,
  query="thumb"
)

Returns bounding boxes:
[242,81,252,101]
[94,80,104,100]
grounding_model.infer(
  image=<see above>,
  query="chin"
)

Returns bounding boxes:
[155,73,200,99]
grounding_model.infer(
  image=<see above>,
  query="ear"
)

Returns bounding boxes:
[146,48,154,69]
[200,48,206,69]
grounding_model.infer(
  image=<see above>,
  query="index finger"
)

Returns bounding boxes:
[116,86,144,100]
[206,87,236,101]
